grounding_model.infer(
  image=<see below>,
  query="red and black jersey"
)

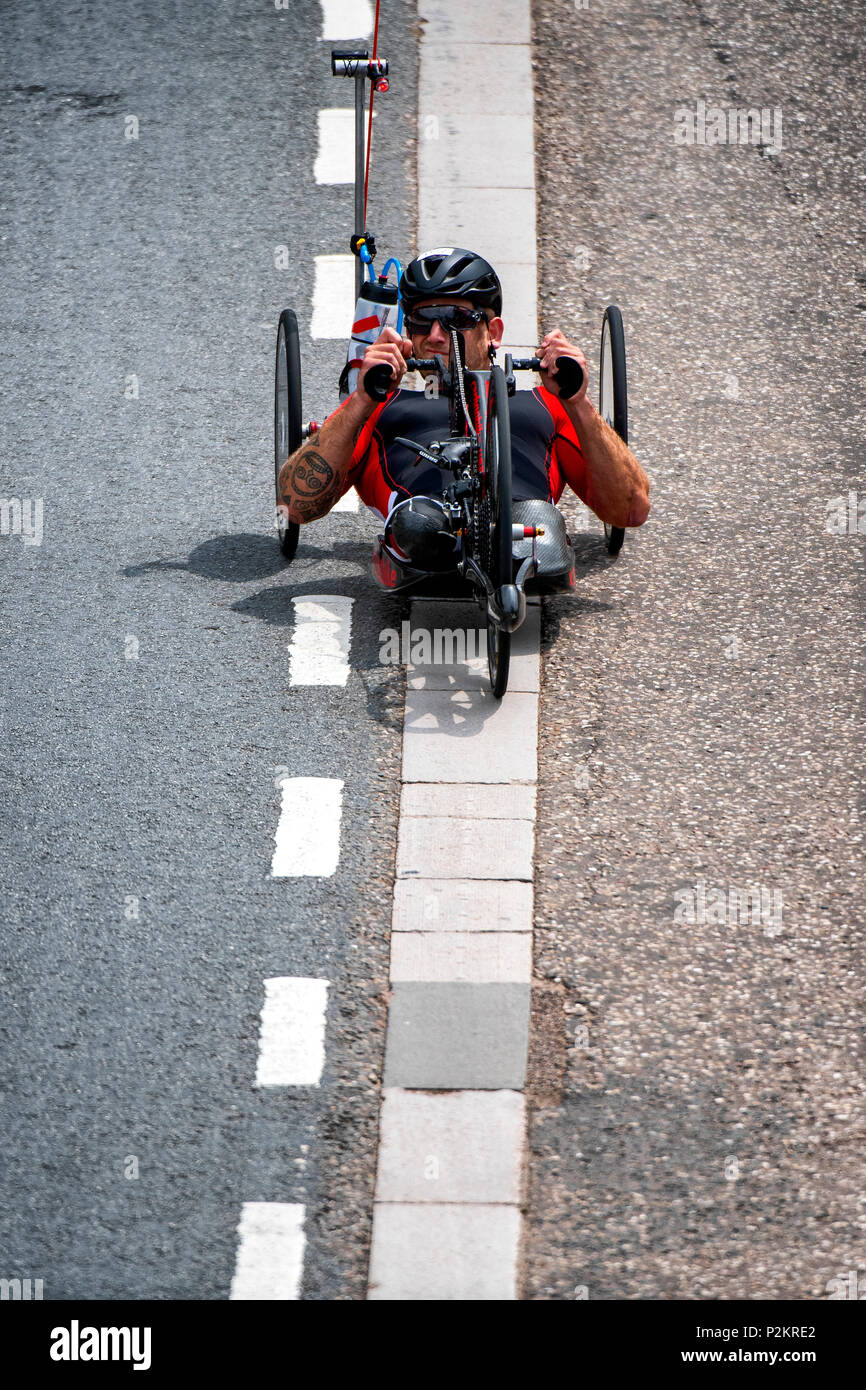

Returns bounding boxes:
[334,384,589,520]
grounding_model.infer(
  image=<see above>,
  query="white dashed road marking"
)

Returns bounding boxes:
[314,108,374,185]
[230,1203,307,1300]
[289,595,354,686]
[254,977,330,1087]
[331,487,360,512]
[231,0,377,1308]
[319,0,373,41]
[271,777,344,878]
[310,254,355,339]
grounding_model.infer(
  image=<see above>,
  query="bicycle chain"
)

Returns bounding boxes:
[480,380,497,577]
[449,331,496,580]
[474,487,492,576]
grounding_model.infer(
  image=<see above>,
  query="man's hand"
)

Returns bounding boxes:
[538,327,649,528]
[537,328,588,404]
[356,325,413,399]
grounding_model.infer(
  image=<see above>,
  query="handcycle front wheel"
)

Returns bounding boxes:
[599,305,628,557]
[484,363,513,698]
[275,308,302,562]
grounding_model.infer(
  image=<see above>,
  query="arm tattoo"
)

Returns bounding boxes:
[292,450,336,499]
[281,447,345,521]
[290,495,331,522]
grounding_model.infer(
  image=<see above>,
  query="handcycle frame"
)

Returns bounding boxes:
[375,330,551,697]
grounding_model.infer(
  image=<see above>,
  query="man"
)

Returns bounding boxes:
[278,248,649,578]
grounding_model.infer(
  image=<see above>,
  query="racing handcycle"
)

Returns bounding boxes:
[272,38,631,696]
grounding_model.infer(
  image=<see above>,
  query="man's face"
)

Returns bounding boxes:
[406,295,504,371]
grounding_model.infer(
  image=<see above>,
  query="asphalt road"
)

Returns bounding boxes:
[2,0,863,1306]
[527,0,865,1300]
[0,0,417,1300]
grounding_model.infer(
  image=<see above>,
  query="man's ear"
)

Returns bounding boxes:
[488,316,504,349]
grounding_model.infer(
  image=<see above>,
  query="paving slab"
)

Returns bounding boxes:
[421,188,536,270]
[396,815,534,880]
[399,782,536,820]
[389,930,532,982]
[392,878,534,933]
[417,0,530,44]
[493,262,539,349]
[402,690,539,783]
[419,44,533,118]
[383,982,531,1089]
[368,1203,521,1300]
[375,1089,525,1202]
[407,601,540,693]
[419,115,534,188]
[406,650,539,693]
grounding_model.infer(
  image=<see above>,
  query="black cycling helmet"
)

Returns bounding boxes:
[399,247,502,316]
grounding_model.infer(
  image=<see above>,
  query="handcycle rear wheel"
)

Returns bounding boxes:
[484,364,513,698]
[599,305,628,557]
[275,308,302,562]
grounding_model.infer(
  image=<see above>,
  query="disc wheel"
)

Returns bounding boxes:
[599,305,628,556]
[275,308,302,562]
[484,364,513,698]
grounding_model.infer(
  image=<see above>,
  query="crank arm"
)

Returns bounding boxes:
[492,583,526,633]
[461,554,495,601]
[462,555,527,632]
[462,558,525,634]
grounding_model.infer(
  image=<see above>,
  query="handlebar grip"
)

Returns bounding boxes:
[553,356,584,400]
[511,355,584,398]
[363,362,395,402]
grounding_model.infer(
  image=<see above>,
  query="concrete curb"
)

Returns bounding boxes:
[367,0,540,1299]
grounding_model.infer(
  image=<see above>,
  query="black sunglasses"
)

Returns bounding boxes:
[403,304,488,334]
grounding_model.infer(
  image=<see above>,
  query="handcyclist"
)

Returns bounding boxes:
[278,247,650,576]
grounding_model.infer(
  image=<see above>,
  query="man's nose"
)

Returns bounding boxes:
[426,318,448,343]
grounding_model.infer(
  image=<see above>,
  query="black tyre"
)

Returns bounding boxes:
[484,364,513,698]
[599,305,628,556]
[275,308,302,562]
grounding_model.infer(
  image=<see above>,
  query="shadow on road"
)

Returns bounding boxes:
[123,532,370,585]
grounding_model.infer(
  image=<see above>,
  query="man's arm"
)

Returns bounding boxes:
[277,326,412,525]
[277,393,370,525]
[538,328,650,529]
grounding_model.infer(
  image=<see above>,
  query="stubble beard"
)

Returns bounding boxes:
[416,331,493,374]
